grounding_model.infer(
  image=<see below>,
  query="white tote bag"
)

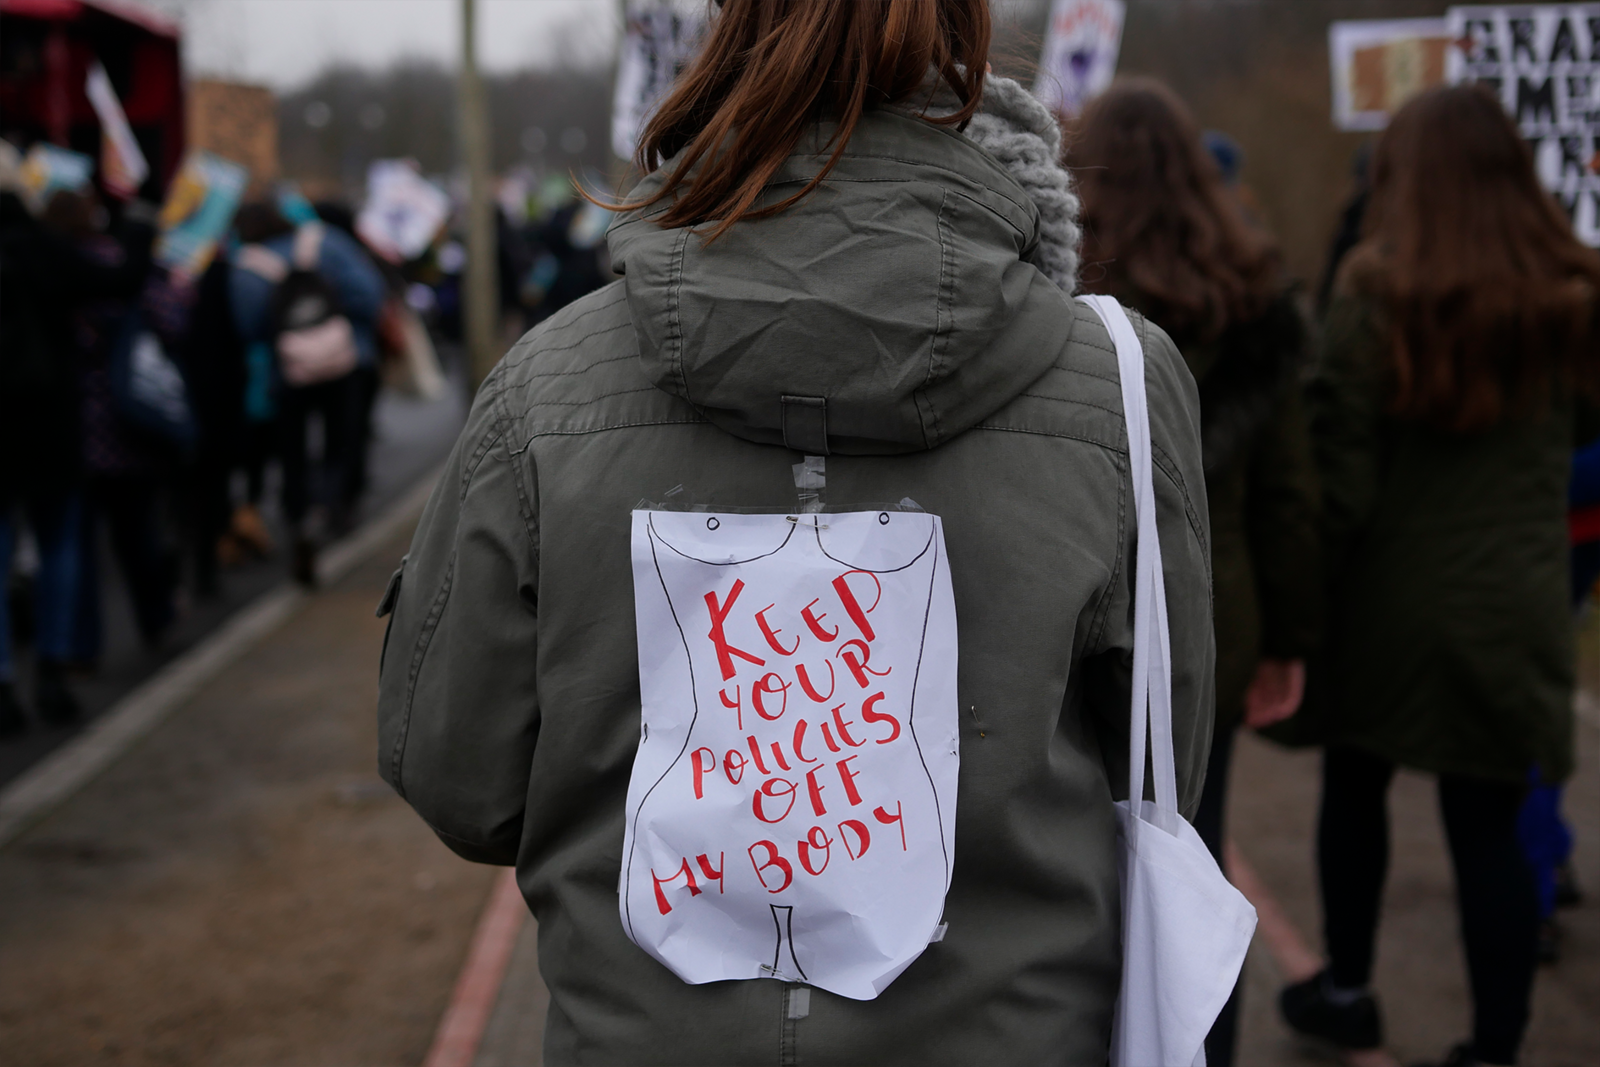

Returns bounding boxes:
[1078,295,1259,1067]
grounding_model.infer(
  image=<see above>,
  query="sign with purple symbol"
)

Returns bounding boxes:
[1033,0,1126,118]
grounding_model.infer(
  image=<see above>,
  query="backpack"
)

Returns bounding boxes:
[107,308,197,453]
[238,223,359,387]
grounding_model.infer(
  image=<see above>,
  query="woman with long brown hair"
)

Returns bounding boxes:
[1073,78,1321,1067]
[1279,85,1600,1067]
[375,2,1218,1062]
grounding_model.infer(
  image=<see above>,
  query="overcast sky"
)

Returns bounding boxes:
[140,0,621,90]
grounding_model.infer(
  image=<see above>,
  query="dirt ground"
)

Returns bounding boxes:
[0,529,496,1067]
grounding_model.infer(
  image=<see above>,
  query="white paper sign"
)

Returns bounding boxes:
[1033,0,1126,118]
[611,1,707,161]
[86,61,149,198]
[1448,4,1600,246]
[356,159,452,263]
[623,509,960,1001]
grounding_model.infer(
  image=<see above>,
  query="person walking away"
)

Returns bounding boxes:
[312,198,386,522]
[1278,85,1600,1067]
[1072,78,1320,1067]
[178,254,247,597]
[375,2,1217,1062]
[0,177,156,733]
[231,201,385,585]
[1,184,88,734]
[66,191,183,659]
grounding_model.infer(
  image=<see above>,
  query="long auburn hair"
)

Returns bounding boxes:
[1072,78,1280,341]
[1341,84,1600,432]
[618,0,990,242]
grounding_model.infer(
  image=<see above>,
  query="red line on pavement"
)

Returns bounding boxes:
[1225,839,1322,984]
[1226,840,1401,1067]
[423,866,528,1067]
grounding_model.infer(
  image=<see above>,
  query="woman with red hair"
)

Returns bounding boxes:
[376,1,1217,1062]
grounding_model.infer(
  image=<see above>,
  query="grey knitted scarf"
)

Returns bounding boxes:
[955,75,1082,294]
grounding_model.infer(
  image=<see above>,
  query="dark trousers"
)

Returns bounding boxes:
[345,364,379,509]
[1193,725,1241,1067]
[75,477,178,654]
[1319,747,1538,1065]
[278,373,360,528]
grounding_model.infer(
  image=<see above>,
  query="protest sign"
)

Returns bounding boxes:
[16,143,93,212]
[1448,4,1600,244]
[611,0,707,162]
[623,509,959,1000]
[355,159,452,264]
[153,150,249,281]
[1328,19,1453,130]
[86,61,150,199]
[1033,0,1125,118]
[186,79,279,187]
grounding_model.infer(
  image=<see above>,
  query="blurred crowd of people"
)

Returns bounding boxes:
[0,152,611,741]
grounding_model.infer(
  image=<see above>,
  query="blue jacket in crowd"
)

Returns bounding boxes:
[229,224,386,370]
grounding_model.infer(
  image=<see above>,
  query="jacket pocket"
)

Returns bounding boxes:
[388,551,455,798]
[376,556,406,674]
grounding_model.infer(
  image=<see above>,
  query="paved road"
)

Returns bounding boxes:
[0,364,469,791]
[0,523,494,1067]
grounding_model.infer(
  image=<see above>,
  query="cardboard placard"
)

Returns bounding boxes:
[1328,19,1453,131]
[187,79,279,186]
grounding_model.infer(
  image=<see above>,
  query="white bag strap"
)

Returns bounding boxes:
[292,221,326,272]
[1077,295,1179,819]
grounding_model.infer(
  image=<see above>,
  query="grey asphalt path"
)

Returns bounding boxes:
[0,520,498,1067]
[0,365,469,791]
[1231,696,1600,1064]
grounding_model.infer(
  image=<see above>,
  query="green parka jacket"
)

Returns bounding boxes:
[1281,294,1598,783]
[376,80,1214,1066]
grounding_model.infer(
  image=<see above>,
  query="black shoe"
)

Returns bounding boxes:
[1410,1041,1509,1067]
[1554,862,1582,909]
[292,537,319,588]
[34,660,82,727]
[0,681,27,738]
[1280,969,1382,1049]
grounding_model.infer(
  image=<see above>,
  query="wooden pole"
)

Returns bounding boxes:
[459,0,499,387]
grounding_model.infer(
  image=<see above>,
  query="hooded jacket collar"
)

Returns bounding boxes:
[608,76,1082,455]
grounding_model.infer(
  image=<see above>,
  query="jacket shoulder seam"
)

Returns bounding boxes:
[516,349,636,382]
[519,385,660,409]
[1091,449,1128,651]
[971,422,1125,453]
[489,381,541,564]
[508,417,710,454]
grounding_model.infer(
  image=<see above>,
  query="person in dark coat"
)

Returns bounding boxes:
[1072,78,1321,1067]
[1278,85,1600,1067]
[179,256,247,597]
[0,184,153,732]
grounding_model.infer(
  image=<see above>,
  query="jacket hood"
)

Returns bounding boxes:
[607,75,1082,455]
